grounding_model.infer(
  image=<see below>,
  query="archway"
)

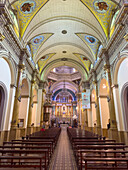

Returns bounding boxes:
[19,79,29,128]
[99,79,110,132]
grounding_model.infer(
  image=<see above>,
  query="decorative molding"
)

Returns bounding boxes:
[124,33,128,41]
[0,32,5,41]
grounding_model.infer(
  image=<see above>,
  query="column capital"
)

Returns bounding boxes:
[111,84,118,89]
[39,80,48,89]
[81,81,90,90]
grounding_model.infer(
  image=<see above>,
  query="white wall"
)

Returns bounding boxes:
[0,58,11,130]
[117,58,128,131]
[99,97,109,129]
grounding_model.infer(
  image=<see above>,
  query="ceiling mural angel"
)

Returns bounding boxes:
[27,33,53,59]
[12,0,49,38]
[76,33,101,60]
[80,0,117,38]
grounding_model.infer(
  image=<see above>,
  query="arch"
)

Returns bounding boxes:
[51,80,78,93]
[113,56,127,85]
[0,52,17,85]
[52,89,76,101]
[24,16,105,44]
[0,82,8,131]
[41,58,88,81]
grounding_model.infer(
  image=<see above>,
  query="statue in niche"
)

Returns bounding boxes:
[21,2,34,12]
[95,1,108,11]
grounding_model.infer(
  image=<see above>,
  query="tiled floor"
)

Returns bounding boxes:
[49,125,78,170]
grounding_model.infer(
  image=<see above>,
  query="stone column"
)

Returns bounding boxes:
[39,81,47,127]
[27,80,35,128]
[40,90,45,127]
[11,64,25,129]
[104,52,117,130]
[104,51,118,140]
[91,71,102,135]
[85,109,88,128]
[76,93,82,128]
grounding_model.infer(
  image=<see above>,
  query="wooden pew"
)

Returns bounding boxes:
[0,156,45,170]
[84,157,128,170]
[77,149,128,170]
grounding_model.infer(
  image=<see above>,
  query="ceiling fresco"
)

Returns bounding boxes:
[12,0,49,38]
[75,33,101,59]
[73,53,92,73]
[28,33,53,58]
[8,0,120,90]
[37,53,56,73]
[80,0,117,38]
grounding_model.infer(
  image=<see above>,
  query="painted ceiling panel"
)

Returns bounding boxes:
[28,33,53,59]
[38,53,56,73]
[80,0,117,38]
[73,53,91,72]
[12,0,49,38]
[76,33,101,60]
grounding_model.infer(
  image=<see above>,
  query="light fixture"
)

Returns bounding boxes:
[102,84,106,89]
[92,94,95,98]
[62,30,67,34]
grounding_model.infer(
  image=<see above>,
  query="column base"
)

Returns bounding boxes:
[27,127,34,135]
[108,128,119,141]
[9,128,20,141]
[96,126,102,136]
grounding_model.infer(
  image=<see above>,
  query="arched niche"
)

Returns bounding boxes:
[19,79,29,128]
[99,78,110,129]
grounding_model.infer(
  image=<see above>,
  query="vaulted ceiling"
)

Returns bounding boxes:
[9,0,121,84]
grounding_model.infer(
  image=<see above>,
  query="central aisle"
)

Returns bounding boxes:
[49,125,77,170]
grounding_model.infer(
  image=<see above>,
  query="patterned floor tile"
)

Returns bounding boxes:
[49,125,78,170]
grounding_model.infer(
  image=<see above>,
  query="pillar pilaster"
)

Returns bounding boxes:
[104,51,117,130]
[27,80,35,128]
[11,63,25,129]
